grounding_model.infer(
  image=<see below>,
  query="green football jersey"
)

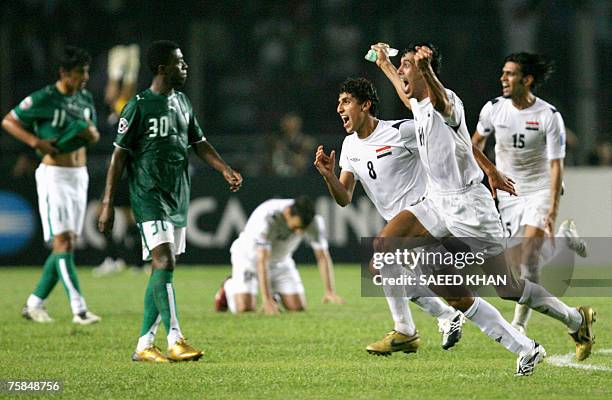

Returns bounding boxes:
[114,89,205,227]
[12,84,97,153]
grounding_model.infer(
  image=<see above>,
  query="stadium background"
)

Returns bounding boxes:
[0,0,610,265]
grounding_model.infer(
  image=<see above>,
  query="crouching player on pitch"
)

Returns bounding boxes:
[214,196,345,315]
[98,40,242,362]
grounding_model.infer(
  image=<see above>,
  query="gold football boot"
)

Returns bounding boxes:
[132,346,170,363]
[167,339,203,361]
[570,306,596,361]
[366,330,420,356]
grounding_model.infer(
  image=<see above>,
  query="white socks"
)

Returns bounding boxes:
[381,264,416,336]
[27,294,44,308]
[519,279,582,332]
[511,304,532,330]
[411,295,457,323]
[465,297,533,355]
[136,315,162,351]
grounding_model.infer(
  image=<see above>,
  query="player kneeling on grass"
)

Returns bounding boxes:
[2,46,101,325]
[215,197,345,315]
[98,40,242,363]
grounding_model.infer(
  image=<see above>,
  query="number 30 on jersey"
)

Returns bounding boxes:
[148,116,169,138]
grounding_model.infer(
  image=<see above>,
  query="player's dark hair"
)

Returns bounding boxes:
[147,40,180,75]
[401,42,442,76]
[338,77,380,117]
[290,196,315,227]
[58,46,91,71]
[504,52,554,91]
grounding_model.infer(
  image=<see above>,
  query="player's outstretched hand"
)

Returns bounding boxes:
[486,168,516,199]
[34,139,59,156]
[322,292,346,305]
[223,167,243,192]
[97,203,115,236]
[314,145,336,178]
[262,299,280,316]
[371,42,392,67]
[414,45,433,71]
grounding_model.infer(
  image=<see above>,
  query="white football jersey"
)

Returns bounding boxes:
[230,199,328,263]
[338,119,426,221]
[476,96,566,194]
[410,89,483,194]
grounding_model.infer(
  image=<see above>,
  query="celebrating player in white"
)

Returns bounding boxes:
[372,42,594,375]
[472,52,588,333]
[214,197,344,315]
[315,77,466,355]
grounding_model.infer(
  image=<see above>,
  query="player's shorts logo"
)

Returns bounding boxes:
[19,96,33,110]
[118,117,129,134]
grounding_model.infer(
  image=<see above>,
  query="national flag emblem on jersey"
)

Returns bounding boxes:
[525,121,539,131]
[376,145,392,159]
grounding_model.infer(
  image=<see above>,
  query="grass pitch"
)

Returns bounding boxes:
[0,265,611,400]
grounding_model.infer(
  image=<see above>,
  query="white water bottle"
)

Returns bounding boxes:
[365,47,399,62]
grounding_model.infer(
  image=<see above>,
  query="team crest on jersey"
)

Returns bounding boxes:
[19,96,33,110]
[118,118,129,134]
[376,145,392,159]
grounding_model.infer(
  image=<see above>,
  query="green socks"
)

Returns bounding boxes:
[33,254,59,299]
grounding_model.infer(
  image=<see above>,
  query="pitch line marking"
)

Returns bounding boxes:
[546,348,612,372]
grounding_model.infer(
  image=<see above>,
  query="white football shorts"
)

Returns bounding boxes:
[407,183,505,256]
[137,220,186,261]
[497,188,550,238]
[230,249,305,296]
[35,164,88,242]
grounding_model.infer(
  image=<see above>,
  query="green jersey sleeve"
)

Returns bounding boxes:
[115,99,141,150]
[188,114,205,144]
[11,91,48,128]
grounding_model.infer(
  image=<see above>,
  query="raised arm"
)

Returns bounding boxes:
[314,145,356,206]
[98,146,129,235]
[371,44,411,109]
[193,140,242,192]
[414,46,452,118]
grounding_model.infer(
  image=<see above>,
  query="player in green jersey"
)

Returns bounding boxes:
[2,46,102,325]
[98,40,243,363]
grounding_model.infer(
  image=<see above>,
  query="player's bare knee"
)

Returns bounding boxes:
[151,244,175,271]
[53,233,75,252]
[446,296,474,312]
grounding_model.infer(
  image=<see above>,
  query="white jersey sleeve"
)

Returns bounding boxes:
[303,215,329,251]
[339,137,357,177]
[398,119,419,150]
[476,100,495,137]
[445,89,464,128]
[546,110,566,160]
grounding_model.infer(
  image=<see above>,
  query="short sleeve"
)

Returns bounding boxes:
[253,216,273,249]
[546,111,566,160]
[338,138,356,175]
[476,101,495,137]
[398,119,418,150]
[444,89,464,128]
[304,215,329,251]
[114,99,140,150]
[11,93,47,127]
[188,114,205,144]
